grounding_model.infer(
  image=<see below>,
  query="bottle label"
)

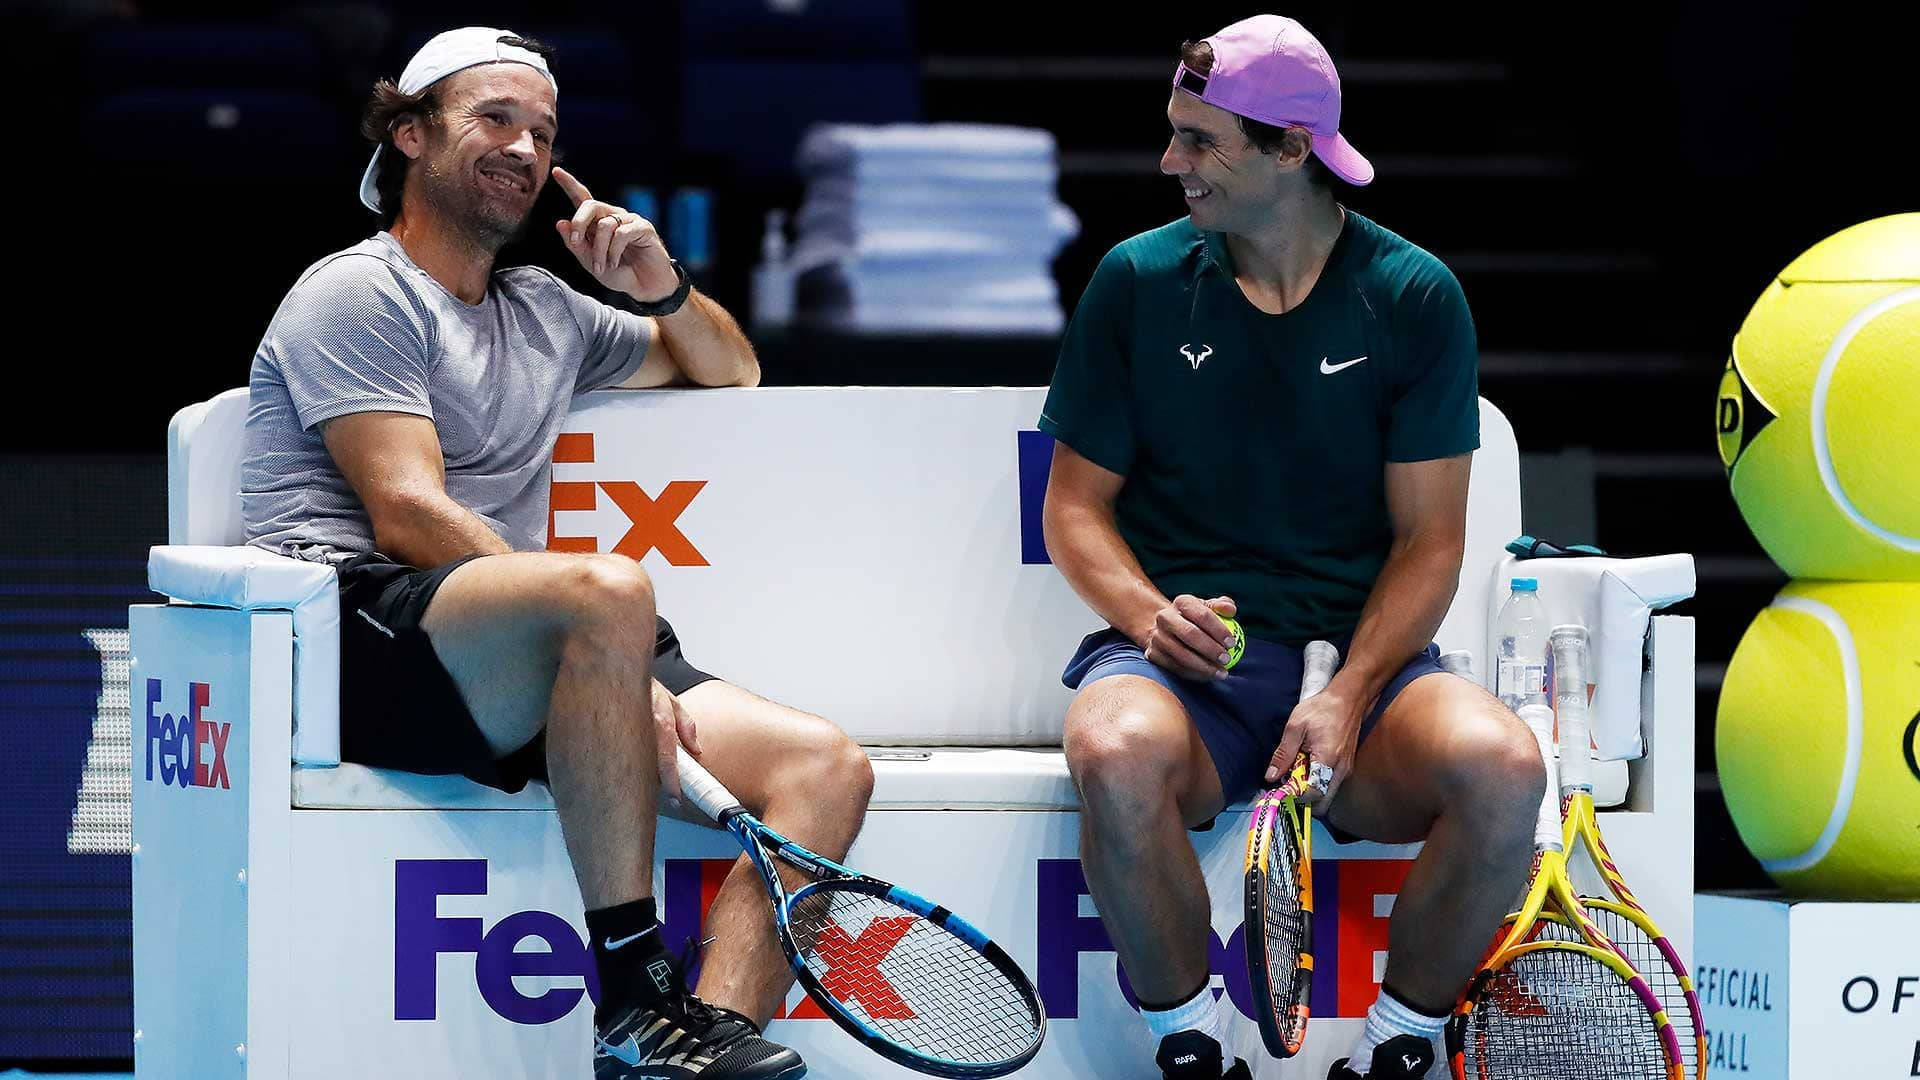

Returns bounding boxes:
[1497,659,1546,699]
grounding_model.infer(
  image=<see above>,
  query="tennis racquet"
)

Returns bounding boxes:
[1549,624,1707,1079]
[1243,639,1339,1059]
[676,753,1046,1078]
[1447,702,1685,1080]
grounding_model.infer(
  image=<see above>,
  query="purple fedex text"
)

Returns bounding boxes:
[144,677,231,790]
[394,857,717,1025]
[1036,858,1371,1019]
[394,856,1396,1026]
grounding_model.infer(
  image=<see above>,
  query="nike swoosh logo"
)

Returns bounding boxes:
[603,928,654,950]
[1320,355,1367,374]
[596,1035,643,1066]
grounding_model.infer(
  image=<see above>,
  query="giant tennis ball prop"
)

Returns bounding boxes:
[1718,214,1920,579]
[1716,581,1920,898]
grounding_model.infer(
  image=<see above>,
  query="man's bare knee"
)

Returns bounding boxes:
[777,716,873,811]
[1444,709,1546,828]
[1064,692,1185,819]
[556,554,656,634]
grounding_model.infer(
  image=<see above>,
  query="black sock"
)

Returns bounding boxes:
[586,897,673,1025]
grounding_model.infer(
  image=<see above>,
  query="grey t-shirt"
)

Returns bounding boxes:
[243,232,651,559]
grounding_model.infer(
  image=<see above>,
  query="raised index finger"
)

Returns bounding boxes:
[550,166,591,207]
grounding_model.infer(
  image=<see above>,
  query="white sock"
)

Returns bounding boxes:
[1142,983,1225,1048]
[1346,987,1447,1074]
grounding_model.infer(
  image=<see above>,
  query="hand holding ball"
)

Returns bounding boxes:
[1218,615,1246,671]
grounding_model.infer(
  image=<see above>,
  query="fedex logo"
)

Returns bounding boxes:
[143,678,230,790]
[548,432,709,565]
[396,854,1413,1028]
[395,860,599,1025]
[396,858,861,1026]
[1035,857,1413,1019]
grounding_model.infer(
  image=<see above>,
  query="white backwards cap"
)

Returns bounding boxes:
[358,26,557,212]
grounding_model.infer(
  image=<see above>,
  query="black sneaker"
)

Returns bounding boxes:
[1156,1030,1251,1079]
[1327,1033,1436,1079]
[593,993,805,1079]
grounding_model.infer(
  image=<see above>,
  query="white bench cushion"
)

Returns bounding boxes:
[149,544,341,765]
[291,750,1626,812]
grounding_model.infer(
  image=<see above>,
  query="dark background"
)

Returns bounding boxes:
[2,0,1912,1066]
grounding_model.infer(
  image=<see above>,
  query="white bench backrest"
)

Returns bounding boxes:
[169,387,1519,746]
[169,387,251,547]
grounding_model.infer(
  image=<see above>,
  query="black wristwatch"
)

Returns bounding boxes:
[619,258,691,316]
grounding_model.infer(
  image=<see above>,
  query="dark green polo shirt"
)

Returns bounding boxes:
[1039,210,1479,645]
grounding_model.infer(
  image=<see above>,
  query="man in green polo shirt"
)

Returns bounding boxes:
[1040,15,1546,1080]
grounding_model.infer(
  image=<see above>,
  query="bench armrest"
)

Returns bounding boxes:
[147,545,341,765]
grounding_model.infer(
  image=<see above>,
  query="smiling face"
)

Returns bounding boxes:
[398,63,557,250]
[1160,90,1305,234]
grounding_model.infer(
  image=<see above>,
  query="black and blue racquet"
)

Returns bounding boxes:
[677,753,1046,1078]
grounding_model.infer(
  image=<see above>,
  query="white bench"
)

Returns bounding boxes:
[129,387,1692,1079]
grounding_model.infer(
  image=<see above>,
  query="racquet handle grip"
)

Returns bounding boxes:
[1517,703,1564,853]
[677,752,744,822]
[1300,640,1340,701]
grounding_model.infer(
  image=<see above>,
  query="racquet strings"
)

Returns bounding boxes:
[1258,814,1309,1046]
[1534,908,1699,1078]
[786,886,1041,1066]
[1460,947,1672,1080]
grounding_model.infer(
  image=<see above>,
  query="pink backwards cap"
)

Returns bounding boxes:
[1173,14,1373,186]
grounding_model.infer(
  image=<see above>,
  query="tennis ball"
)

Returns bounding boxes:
[1718,213,1920,580]
[1218,615,1246,670]
[1716,581,1920,898]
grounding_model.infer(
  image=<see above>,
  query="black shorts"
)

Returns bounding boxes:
[335,552,718,794]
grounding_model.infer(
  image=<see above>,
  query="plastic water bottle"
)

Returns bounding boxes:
[619,185,659,228]
[667,186,713,274]
[751,210,793,331]
[1495,577,1549,712]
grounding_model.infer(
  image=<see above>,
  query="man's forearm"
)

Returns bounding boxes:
[373,493,515,569]
[1043,497,1168,645]
[1333,533,1462,704]
[654,290,760,387]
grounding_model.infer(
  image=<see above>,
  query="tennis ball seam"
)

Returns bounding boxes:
[1809,285,1920,552]
[1759,596,1864,874]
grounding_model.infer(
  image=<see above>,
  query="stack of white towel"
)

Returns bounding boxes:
[784,123,1080,335]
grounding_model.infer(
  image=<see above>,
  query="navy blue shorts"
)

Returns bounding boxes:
[1062,629,1448,839]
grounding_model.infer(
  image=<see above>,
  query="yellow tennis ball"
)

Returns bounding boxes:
[1716,581,1920,898]
[1718,213,1920,580]
[1218,615,1246,670]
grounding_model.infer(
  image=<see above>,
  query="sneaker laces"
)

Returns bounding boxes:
[663,934,765,1054]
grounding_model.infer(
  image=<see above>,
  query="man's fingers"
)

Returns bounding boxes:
[676,702,701,757]
[1268,721,1308,785]
[550,166,591,207]
[655,710,682,801]
[570,200,609,253]
[591,215,618,275]
[1205,595,1237,620]
[1147,634,1223,680]
[1176,594,1235,650]
[606,219,645,270]
[1161,604,1230,666]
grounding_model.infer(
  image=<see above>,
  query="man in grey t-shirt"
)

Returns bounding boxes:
[243,28,867,1080]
